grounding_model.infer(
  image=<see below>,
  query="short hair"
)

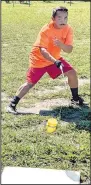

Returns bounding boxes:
[52,6,68,18]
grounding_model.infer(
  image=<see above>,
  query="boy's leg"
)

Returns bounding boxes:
[7,82,34,114]
[64,69,78,88]
[60,58,84,104]
[7,67,47,114]
[64,69,84,105]
[16,82,34,99]
[46,58,84,105]
[8,82,33,112]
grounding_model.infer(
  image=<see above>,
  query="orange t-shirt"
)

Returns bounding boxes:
[29,21,73,68]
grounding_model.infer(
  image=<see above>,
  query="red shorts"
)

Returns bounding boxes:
[26,57,73,84]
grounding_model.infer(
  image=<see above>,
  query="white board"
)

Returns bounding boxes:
[1,167,80,184]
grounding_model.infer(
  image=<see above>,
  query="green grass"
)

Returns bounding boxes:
[2,1,90,183]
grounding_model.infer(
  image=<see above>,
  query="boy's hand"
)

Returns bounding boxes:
[53,38,62,48]
[55,60,62,68]
[53,38,73,53]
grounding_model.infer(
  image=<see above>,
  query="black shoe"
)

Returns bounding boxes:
[7,103,17,114]
[71,96,84,106]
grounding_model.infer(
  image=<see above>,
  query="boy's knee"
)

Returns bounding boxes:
[26,82,34,88]
[69,69,77,77]
[18,82,34,91]
[73,69,77,74]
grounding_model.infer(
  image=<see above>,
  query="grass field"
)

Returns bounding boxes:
[2,1,90,183]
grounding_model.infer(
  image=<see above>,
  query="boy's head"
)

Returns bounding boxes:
[52,6,68,29]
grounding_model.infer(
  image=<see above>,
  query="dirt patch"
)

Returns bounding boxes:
[17,98,70,115]
[34,78,90,96]
[36,86,65,96]
[1,92,9,101]
[78,78,89,86]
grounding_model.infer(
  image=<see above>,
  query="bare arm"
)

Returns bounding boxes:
[40,47,56,63]
[53,39,73,53]
[40,47,63,68]
[59,42,73,53]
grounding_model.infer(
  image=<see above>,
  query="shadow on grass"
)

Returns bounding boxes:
[39,104,91,131]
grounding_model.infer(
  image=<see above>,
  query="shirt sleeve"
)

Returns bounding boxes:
[65,27,73,46]
[38,31,49,49]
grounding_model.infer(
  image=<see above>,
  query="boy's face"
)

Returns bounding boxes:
[52,11,68,29]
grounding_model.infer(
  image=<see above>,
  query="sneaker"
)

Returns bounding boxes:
[71,96,84,106]
[7,103,18,114]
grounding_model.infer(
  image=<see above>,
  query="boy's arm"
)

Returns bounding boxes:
[53,39,73,53]
[40,48,61,68]
[53,27,73,53]
[40,47,56,63]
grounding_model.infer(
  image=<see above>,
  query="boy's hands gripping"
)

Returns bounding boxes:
[54,60,62,68]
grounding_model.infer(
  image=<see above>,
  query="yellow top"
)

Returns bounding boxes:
[47,118,58,127]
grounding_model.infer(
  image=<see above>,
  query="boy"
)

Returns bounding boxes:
[7,6,84,114]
